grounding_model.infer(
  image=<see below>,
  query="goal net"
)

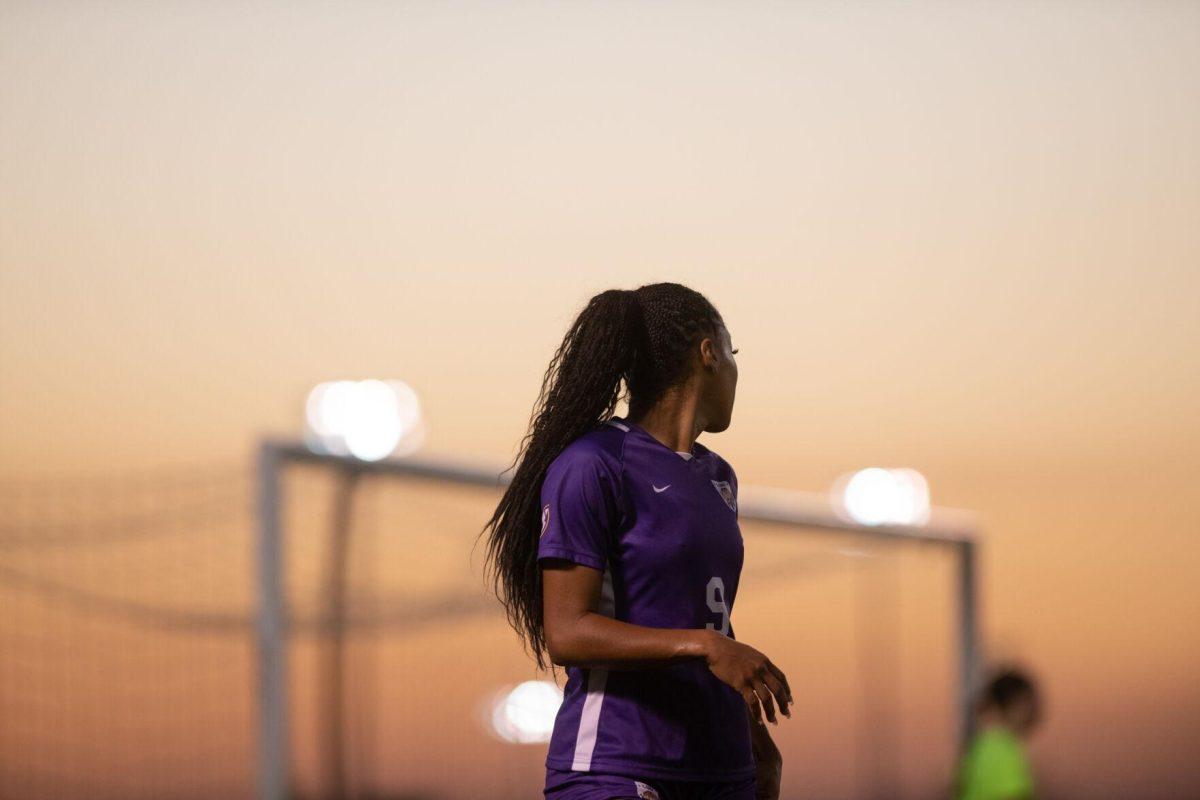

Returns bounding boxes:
[0,444,976,800]
[0,466,258,800]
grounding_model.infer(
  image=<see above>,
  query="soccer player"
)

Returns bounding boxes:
[482,283,791,800]
[955,667,1042,800]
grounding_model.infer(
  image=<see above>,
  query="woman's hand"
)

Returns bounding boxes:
[749,707,783,800]
[701,629,792,725]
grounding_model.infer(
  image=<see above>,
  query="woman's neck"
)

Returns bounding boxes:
[628,391,706,454]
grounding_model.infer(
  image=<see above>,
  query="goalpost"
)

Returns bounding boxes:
[255,438,980,800]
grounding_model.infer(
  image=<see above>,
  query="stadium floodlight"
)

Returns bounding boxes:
[304,379,425,461]
[833,467,931,527]
[487,680,564,744]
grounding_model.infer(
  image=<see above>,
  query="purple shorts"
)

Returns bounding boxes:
[544,766,757,800]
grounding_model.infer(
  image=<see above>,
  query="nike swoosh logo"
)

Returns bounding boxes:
[652,484,671,493]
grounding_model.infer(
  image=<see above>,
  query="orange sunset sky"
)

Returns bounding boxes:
[1,2,1198,798]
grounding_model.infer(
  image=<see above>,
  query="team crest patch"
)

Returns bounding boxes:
[710,479,736,513]
[633,781,660,800]
[540,503,551,537]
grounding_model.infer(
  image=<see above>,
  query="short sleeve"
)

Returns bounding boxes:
[536,445,622,572]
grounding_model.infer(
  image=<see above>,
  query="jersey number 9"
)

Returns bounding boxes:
[705,576,730,636]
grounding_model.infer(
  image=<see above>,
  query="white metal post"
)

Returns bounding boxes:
[257,442,288,800]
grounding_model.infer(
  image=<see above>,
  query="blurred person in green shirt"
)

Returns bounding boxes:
[956,667,1042,800]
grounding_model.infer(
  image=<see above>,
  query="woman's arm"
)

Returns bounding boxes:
[542,558,710,668]
[543,559,792,723]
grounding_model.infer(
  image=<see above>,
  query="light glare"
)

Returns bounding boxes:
[304,379,424,461]
[488,680,563,744]
[834,467,930,526]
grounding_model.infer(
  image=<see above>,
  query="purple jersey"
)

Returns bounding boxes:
[536,415,753,782]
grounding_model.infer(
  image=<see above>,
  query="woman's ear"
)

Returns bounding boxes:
[699,337,718,371]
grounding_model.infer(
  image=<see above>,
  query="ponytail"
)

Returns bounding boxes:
[480,283,721,669]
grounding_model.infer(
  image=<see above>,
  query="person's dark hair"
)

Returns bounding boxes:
[980,666,1039,714]
[479,282,723,669]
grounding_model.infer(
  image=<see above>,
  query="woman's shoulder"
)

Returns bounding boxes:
[694,439,736,477]
[548,422,628,475]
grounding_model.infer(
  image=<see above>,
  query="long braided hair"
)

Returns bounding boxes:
[480,282,725,670]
